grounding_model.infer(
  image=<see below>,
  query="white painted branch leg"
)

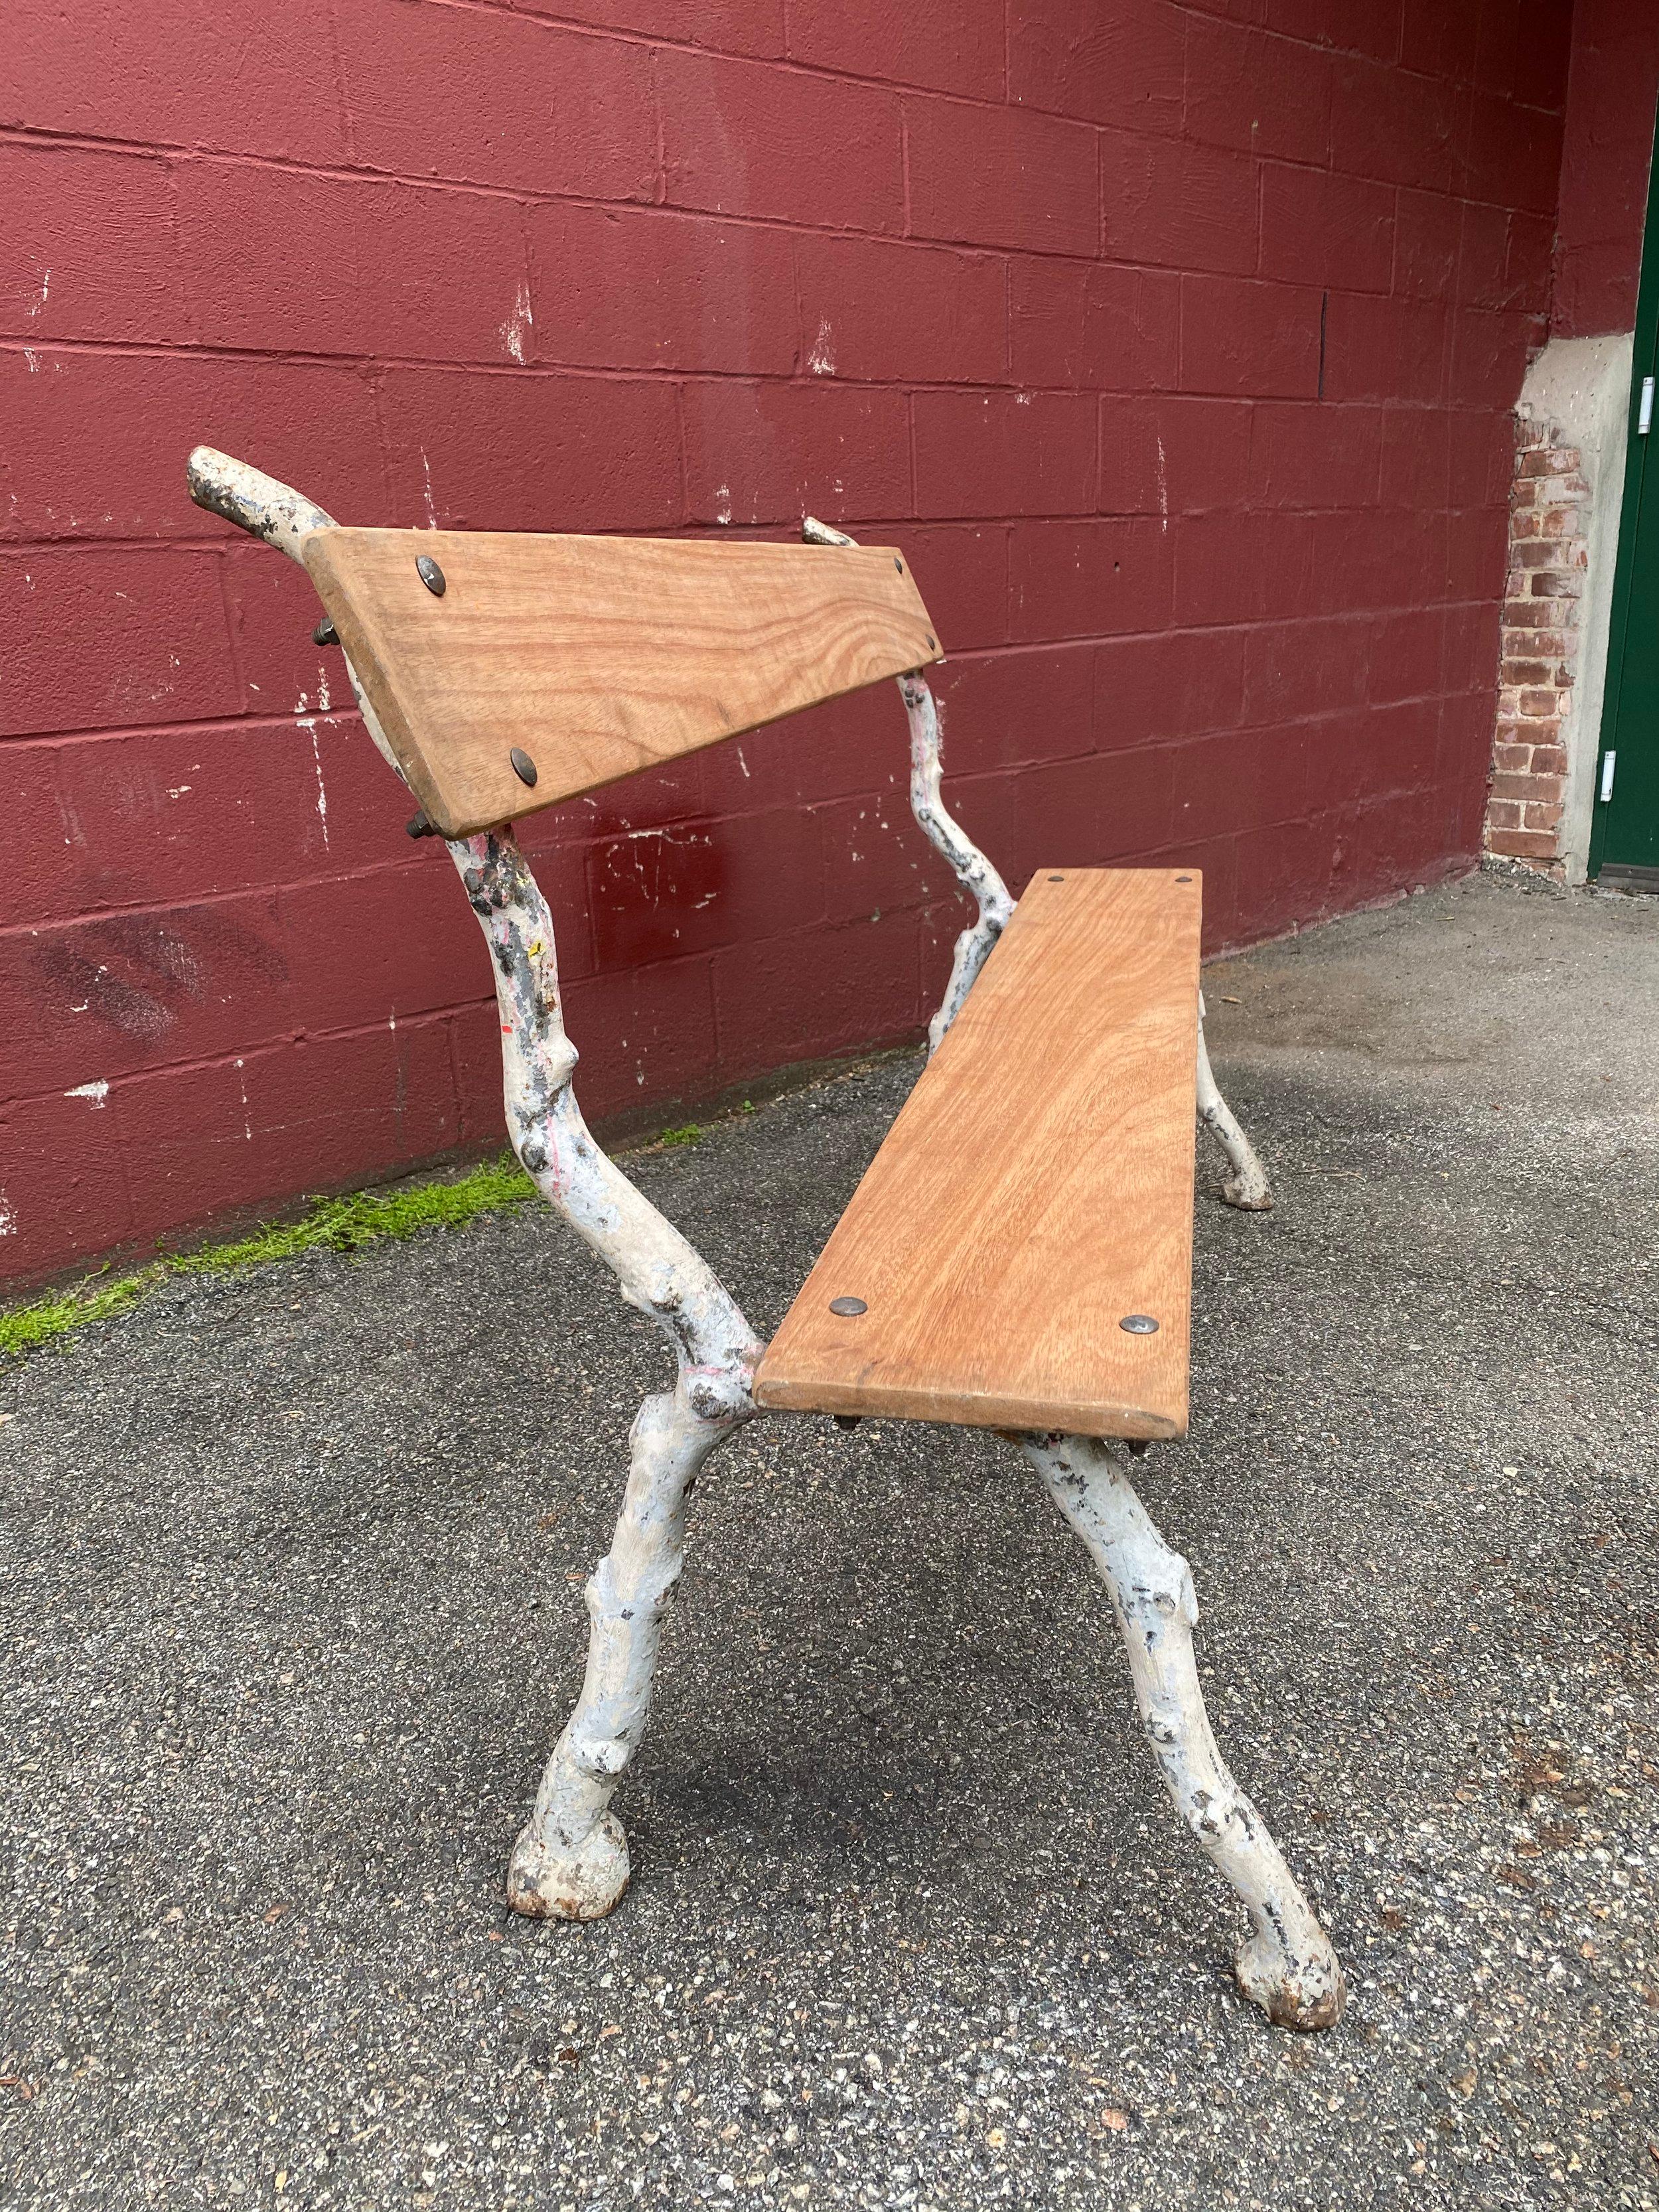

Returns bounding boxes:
[1196,993,1273,1210]
[1020,1432,1344,2029]
[450,829,765,1920]
[182,450,768,1925]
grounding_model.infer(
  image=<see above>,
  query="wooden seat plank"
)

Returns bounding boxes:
[302,529,942,838]
[753,869,1201,1440]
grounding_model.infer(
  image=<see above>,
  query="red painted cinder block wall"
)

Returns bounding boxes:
[1552,0,1659,337]
[1,0,1575,1286]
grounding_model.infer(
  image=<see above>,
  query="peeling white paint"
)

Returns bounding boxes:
[166,784,192,800]
[29,267,50,318]
[64,1080,109,1108]
[1023,1433,1344,2029]
[807,319,835,376]
[234,1059,253,1142]
[501,278,534,365]
[421,447,438,530]
[308,726,330,850]
[713,484,733,526]
[23,348,39,373]
[1196,993,1271,1208]
[1155,435,1169,534]
[0,1197,14,1237]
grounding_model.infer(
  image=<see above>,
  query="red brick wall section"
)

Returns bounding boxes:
[1485,421,1587,870]
[1551,0,1659,339]
[1,0,1575,1286]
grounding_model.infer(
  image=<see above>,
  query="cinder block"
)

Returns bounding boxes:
[660,52,903,231]
[794,234,1007,386]
[908,96,1098,256]
[0,143,182,344]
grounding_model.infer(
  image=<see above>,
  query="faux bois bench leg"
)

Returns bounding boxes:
[1196,997,1273,1211]
[1022,1433,1344,2030]
[449,830,764,1921]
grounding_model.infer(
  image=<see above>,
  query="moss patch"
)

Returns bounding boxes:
[0,1153,536,1363]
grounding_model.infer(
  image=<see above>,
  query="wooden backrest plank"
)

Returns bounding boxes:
[303,529,942,837]
[753,869,1202,1440]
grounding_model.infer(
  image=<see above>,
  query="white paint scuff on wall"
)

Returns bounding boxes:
[64,1080,109,1108]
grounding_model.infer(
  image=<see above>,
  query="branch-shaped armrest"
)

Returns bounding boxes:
[186,445,337,564]
[802,515,1013,1051]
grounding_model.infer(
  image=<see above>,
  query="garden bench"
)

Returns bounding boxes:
[185,447,1343,2029]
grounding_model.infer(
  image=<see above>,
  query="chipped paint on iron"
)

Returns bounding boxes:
[1196,992,1273,1209]
[1021,1430,1344,2031]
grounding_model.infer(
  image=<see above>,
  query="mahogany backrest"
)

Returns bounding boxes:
[302,528,942,838]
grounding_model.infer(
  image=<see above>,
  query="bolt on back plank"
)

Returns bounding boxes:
[301,528,942,838]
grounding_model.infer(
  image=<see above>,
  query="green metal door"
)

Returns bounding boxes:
[1592,113,1659,887]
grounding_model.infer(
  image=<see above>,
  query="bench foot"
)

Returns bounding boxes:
[1023,1433,1344,2031]
[507,1381,744,1922]
[1196,999,1272,1210]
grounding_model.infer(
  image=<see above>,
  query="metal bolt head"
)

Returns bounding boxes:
[1119,1313,1160,1335]
[828,1296,867,1317]
[415,553,446,596]
[510,747,539,788]
[313,617,339,648]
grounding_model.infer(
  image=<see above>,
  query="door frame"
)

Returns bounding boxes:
[1589,102,1659,883]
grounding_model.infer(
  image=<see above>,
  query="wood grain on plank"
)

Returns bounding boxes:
[302,529,941,837]
[754,869,1202,1440]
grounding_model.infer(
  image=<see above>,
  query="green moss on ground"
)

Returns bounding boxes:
[0,1153,536,1363]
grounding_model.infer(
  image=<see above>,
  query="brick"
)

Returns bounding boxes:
[1171,727,1273,842]
[587,808,824,972]
[1243,616,1372,723]
[1100,130,1258,275]
[1008,261,1180,393]
[338,3,654,196]
[2,0,345,163]
[1459,90,1563,216]
[0,548,239,741]
[660,52,903,232]
[563,954,721,1119]
[790,0,1005,99]
[879,524,1009,650]
[1248,402,1384,510]
[1007,519,1175,642]
[1331,54,1460,192]
[1009,0,1185,131]
[682,380,911,527]
[1521,796,1563,830]
[926,644,1096,774]
[1012,742,1175,873]
[0,144,182,345]
[1181,275,1323,400]
[1259,163,1394,293]
[380,369,682,532]
[1175,510,1316,627]
[518,0,782,58]
[116,1018,460,1236]
[794,234,1007,386]
[0,889,287,1094]
[1491,743,1533,774]
[1486,826,1559,859]
[338,1,654,200]
[711,912,920,1078]
[914,392,1099,520]
[1094,628,1246,749]
[1380,404,1452,509]
[1265,0,1404,65]
[816,792,951,924]
[7,721,357,930]
[1518,688,1558,715]
[1393,188,1463,300]
[0,1088,133,1284]
[1528,745,1567,776]
[0,348,387,545]
[1323,295,1449,405]
[1488,771,1541,802]
[1368,607,1448,703]
[1485,798,1523,830]
[1183,17,1333,165]
[1449,308,1534,409]
[175,161,529,365]
[908,96,1099,256]
[279,859,498,1034]
[1100,395,1253,515]
[525,204,794,375]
